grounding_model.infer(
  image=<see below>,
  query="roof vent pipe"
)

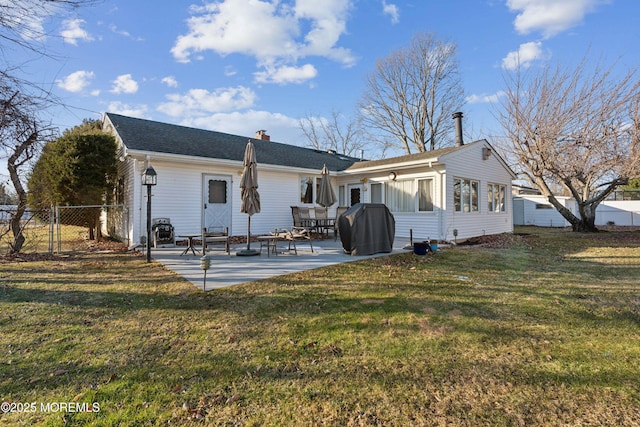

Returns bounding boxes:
[453,112,463,146]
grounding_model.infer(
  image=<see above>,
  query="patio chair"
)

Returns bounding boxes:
[281,227,314,255]
[202,226,230,255]
[314,207,333,239]
[297,207,316,234]
[291,206,302,227]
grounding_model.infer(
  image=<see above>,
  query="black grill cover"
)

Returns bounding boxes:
[338,203,395,255]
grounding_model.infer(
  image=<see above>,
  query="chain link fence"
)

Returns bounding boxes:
[1,204,127,255]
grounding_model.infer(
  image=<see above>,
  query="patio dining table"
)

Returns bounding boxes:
[299,217,335,239]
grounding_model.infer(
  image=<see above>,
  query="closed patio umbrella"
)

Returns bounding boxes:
[316,164,337,208]
[237,139,261,256]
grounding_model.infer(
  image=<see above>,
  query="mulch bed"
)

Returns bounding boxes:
[457,233,528,248]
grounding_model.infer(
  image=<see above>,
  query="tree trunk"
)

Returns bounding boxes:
[546,194,599,232]
[9,203,26,253]
[573,204,598,232]
[7,132,37,253]
[572,218,598,232]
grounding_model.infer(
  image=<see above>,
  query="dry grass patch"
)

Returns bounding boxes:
[0,227,639,425]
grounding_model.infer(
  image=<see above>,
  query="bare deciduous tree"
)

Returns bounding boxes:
[299,111,367,158]
[497,57,640,232]
[1,76,55,252]
[1,0,99,54]
[1,0,99,252]
[359,32,465,154]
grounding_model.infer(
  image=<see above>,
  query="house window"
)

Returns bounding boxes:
[338,185,345,206]
[418,179,434,212]
[386,179,414,212]
[454,177,478,212]
[535,203,553,209]
[371,183,383,203]
[208,179,227,204]
[300,176,314,203]
[116,177,125,204]
[488,183,506,212]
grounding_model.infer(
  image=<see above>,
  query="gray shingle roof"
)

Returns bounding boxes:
[345,143,471,171]
[106,113,362,171]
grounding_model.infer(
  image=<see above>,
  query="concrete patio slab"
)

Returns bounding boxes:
[151,237,413,291]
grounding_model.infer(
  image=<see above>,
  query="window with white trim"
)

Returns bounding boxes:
[371,183,383,203]
[338,185,345,206]
[418,179,434,211]
[300,176,314,203]
[454,177,478,212]
[385,179,414,212]
[488,183,506,212]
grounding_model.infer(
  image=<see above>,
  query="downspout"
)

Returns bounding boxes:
[439,169,445,241]
[137,158,144,247]
[427,160,446,242]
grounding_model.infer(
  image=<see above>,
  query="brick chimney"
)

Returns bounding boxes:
[255,130,270,141]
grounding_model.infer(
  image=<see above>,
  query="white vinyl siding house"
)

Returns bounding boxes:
[337,139,516,242]
[104,113,515,246]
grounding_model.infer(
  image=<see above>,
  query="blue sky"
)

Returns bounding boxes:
[4,0,640,162]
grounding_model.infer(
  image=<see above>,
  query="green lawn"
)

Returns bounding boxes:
[1,227,639,426]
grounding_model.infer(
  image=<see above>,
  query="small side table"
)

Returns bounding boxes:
[257,235,279,257]
[178,234,201,256]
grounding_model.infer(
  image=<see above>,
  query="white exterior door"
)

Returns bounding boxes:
[347,184,364,206]
[203,175,232,231]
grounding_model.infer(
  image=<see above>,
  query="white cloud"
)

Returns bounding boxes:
[254,63,317,84]
[501,41,547,70]
[161,76,178,88]
[60,19,93,45]
[106,101,149,118]
[110,74,139,94]
[171,0,298,63]
[2,1,49,41]
[466,91,506,104]
[56,70,94,93]
[171,0,355,83]
[506,0,609,38]
[181,110,301,143]
[382,0,399,24]
[157,86,257,117]
[294,0,355,65]
[108,24,143,41]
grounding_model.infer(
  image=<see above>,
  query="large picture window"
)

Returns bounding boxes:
[488,183,506,212]
[454,177,478,212]
[385,180,414,212]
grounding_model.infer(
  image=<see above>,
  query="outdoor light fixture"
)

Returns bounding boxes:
[200,255,211,291]
[142,166,157,186]
[388,171,397,181]
[143,165,157,263]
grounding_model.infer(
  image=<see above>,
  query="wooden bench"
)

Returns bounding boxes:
[202,227,230,255]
